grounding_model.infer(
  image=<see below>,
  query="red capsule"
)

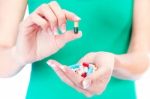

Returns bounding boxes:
[82,62,89,68]
[81,72,87,78]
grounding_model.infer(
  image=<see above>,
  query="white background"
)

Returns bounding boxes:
[0,7,150,99]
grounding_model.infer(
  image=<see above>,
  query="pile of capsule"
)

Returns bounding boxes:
[69,62,97,78]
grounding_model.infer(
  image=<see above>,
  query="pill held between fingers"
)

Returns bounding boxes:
[74,21,79,34]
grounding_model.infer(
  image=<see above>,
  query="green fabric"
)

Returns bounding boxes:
[27,0,136,99]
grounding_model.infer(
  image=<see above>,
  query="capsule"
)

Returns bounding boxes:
[81,72,87,78]
[87,66,94,75]
[69,63,80,69]
[82,62,89,68]
[74,21,79,33]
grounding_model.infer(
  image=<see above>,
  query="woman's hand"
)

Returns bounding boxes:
[14,1,81,65]
[47,52,115,97]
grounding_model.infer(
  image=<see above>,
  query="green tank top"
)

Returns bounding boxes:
[27,0,136,99]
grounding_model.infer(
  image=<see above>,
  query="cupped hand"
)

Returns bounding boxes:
[47,52,115,97]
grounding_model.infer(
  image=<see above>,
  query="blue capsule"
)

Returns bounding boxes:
[87,66,94,75]
[69,64,80,69]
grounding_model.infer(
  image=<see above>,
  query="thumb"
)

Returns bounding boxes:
[82,77,92,89]
[55,30,82,44]
[78,52,96,64]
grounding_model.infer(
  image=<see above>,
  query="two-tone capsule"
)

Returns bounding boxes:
[74,21,79,34]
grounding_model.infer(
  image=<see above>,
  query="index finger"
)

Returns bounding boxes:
[63,10,81,22]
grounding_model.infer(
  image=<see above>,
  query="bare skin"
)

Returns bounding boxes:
[0,1,82,76]
[0,0,150,97]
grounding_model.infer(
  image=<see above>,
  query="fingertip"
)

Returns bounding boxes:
[73,31,82,39]
[74,16,81,21]
[77,31,82,37]
[58,30,82,43]
[47,60,54,66]
[82,78,92,89]
[85,93,93,98]
[64,10,81,21]
[47,60,52,65]
[96,92,101,95]
[47,60,56,68]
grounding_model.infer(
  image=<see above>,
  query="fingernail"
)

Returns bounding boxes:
[76,31,82,38]
[47,61,55,68]
[82,79,91,89]
[60,24,66,33]
[60,65,66,72]
[74,16,81,21]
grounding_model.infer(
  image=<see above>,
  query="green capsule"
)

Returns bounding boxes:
[74,27,78,34]
[74,21,79,34]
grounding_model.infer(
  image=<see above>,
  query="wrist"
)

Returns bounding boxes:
[112,54,124,73]
[114,54,121,69]
[11,46,26,67]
